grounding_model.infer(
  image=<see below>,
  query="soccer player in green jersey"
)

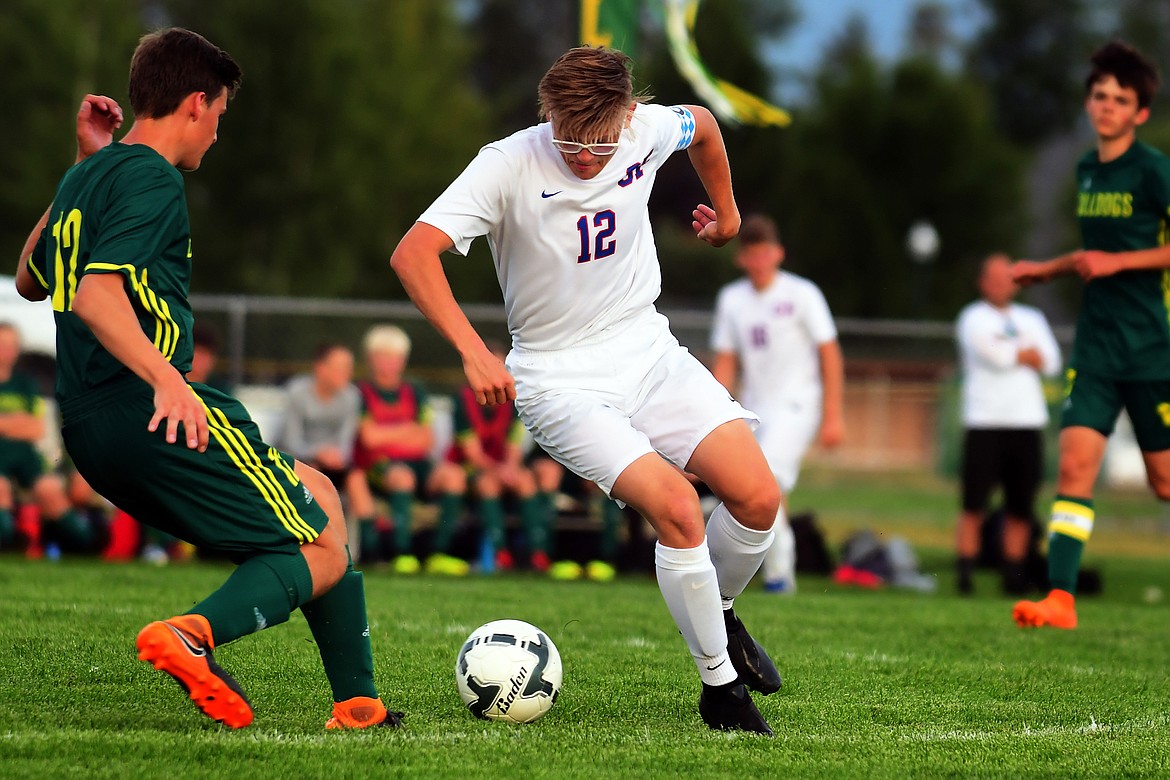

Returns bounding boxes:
[13,28,400,730]
[1011,41,1170,630]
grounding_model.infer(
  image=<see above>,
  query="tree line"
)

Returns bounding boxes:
[3,0,1166,321]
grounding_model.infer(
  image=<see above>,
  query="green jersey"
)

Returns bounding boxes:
[1072,140,1170,379]
[27,143,194,420]
[0,371,43,462]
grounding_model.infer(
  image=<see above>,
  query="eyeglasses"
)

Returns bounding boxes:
[551,138,620,156]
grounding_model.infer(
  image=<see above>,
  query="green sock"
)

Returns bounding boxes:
[300,552,378,702]
[480,497,505,549]
[187,551,313,645]
[520,496,547,555]
[1048,495,1093,594]
[600,498,623,561]
[389,491,414,556]
[0,508,13,547]
[357,517,378,562]
[433,492,462,553]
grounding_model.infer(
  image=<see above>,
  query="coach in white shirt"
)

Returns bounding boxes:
[954,253,1061,595]
[711,215,845,594]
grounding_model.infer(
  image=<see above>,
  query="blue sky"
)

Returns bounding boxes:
[764,0,988,102]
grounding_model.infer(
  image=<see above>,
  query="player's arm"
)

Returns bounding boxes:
[711,351,739,394]
[17,95,123,302]
[1073,245,1170,281]
[683,106,740,247]
[391,222,513,406]
[817,341,845,448]
[70,273,208,451]
[1009,253,1081,285]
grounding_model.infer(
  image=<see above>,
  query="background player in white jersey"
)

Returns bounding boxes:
[954,254,1061,595]
[391,47,783,734]
[711,215,845,593]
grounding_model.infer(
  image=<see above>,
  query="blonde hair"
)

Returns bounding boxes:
[538,47,649,143]
[363,324,411,357]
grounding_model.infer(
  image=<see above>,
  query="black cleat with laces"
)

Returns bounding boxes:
[723,608,782,695]
[699,681,773,735]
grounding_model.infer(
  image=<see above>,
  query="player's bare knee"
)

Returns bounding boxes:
[1149,475,1170,501]
[652,491,705,547]
[724,482,780,532]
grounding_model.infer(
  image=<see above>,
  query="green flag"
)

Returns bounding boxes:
[580,0,641,56]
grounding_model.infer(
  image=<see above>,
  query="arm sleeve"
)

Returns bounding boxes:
[417,147,513,257]
[709,287,739,353]
[84,163,184,281]
[1144,154,1170,217]
[27,225,50,293]
[802,282,838,345]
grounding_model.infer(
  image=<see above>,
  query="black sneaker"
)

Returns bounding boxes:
[723,609,782,695]
[699,682,773,735]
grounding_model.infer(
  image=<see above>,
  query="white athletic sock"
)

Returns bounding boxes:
[761,518,796,588]
[707,502,777,610]
[654,540,737,686]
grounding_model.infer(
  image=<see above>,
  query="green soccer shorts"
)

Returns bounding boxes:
[0,446,47,490]
[62,382,329,556]
[1061,369,1170,452]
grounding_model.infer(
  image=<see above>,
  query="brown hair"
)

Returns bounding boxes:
[538,47,648,143]
[1085,40,1160,109]
[738,214,781,247]
[129,28,242,119]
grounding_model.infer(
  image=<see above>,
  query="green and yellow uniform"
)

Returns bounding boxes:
[1064,140,1170,451]
[0,372,49,488]
[27,143,327,556]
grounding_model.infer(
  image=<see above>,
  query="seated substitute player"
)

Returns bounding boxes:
[711,214,845,594]
[391,46,783,734]
[1011,41,1170,630]
[14,28,399,730]
[0,322,94,554]
[347,324,465,571]
[439,341,560,575]
[281,341,360,489]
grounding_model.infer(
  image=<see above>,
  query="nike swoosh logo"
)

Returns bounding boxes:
[706,659,727,671]
[690,579,711,591]
[541,190,562,198]
[166,624,207,657]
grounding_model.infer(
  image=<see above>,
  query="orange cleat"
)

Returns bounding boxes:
[1013,589,1078,629]
[325,696,404,730]
[136,615,254,728]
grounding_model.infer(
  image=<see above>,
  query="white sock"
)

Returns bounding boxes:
[654,540,737,686]
[761,519,796,587]
[707,502,777,610]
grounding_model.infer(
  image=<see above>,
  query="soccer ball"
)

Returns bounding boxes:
[455,619,562,724]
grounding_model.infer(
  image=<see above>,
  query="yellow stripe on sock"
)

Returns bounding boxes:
[1050,500,1094,542]
[197,396,318,544]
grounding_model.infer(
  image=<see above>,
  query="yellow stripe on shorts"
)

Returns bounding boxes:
[197,394,318,543]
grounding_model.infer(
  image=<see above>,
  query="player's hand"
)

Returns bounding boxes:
[76,95,123,161]
[1017,347,1044,370]
[1009,260,1050,286]
[148,369,209,452]
[692,203,740,247]
[1073,250,1119,281]
[462,343,515,407]
[819,415,845,449]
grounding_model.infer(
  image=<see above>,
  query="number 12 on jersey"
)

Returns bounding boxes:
[576,210,616,264]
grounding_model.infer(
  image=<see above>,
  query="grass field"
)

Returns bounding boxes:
[2,470,1170,778]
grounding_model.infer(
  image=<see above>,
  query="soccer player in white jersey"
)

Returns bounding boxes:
[391,47,782,734]
[711,215,845,593]
[954,254,1061,596]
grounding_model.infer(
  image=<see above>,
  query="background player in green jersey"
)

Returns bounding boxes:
[0,322,93,554]
[1011,41,1170,629]
[13,28,399,730]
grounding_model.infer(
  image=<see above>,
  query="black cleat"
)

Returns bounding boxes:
[724,609,782,695]
[699,682,773,735]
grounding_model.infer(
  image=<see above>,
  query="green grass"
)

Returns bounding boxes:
[3,470,1170,778]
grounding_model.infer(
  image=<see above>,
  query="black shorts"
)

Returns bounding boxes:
[960,428,1044,519]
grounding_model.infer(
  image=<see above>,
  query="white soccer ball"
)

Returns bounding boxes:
[455,619,562,724]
